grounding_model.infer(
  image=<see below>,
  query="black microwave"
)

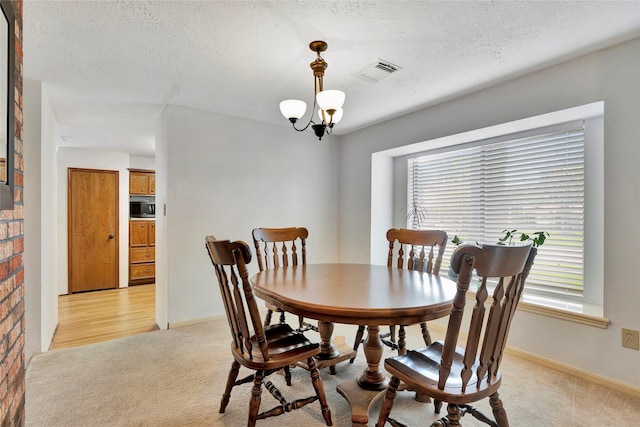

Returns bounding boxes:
[130,198,155,218]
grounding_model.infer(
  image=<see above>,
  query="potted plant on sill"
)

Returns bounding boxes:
[404,201,428,229]
[448,229,548,279]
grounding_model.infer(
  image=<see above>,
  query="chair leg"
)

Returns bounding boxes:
[420,321,433,346]
[389,325,397,343]
[284,365,292,386]
[397,326,407,355]
[220,360,240,413]
[489,391,509,427]
[434,399,443,414]
[351,325,366,363]
[307,357,333,426]
[431,403,461,426]
[376,375,400,427]
[264,309,273,326]
[248,370,264,427]
[279,310,286,324]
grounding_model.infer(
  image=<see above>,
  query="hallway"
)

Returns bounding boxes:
[51,284,157,350]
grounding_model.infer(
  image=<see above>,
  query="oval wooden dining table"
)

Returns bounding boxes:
[251,263,457,426]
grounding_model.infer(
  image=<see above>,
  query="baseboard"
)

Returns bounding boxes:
[504,346,640,399]
[427,322,640,398]
[169,308,272,329]
[47,324,59,351]
[168,314,226,329]
[169,316,640,398]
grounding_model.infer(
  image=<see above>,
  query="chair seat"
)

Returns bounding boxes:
[377,244,536,427]
[233,323,320,368]
[207,236,332,427]
[384,341,502,404]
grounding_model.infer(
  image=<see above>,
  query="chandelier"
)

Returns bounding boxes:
[279,41,345,140]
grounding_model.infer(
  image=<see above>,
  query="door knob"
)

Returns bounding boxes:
[108,234,115,239]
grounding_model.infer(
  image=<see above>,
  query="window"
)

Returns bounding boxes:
[407,122,591,301]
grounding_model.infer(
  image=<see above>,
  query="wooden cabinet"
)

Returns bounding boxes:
[130,221,155,248]
[129,220,155,285]
[129,170,155,195]
[148,221,155,245]
[129,169,155,285]
[148,174,155,195]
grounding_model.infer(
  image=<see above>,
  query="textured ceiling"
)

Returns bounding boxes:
[23,1,640,156]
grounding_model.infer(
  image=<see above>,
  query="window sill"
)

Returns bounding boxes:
[518,294,609,329]
[466,292,610,329]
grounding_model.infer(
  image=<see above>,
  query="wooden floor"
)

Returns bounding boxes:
[51,284,158,350]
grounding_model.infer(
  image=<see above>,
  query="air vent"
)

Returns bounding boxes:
[375,62,398,73]
[354,59,402,83]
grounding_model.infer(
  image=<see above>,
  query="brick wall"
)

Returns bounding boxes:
[0,0,24,425]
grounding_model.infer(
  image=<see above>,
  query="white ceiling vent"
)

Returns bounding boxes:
[354,59,402,83]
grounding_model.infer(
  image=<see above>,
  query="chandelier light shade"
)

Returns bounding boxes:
[280,99,307,121]
[316,89,345,112]
[279,40,345,140]
[318,107,343,124]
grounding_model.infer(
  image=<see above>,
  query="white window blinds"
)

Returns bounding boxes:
[408,126,585,297]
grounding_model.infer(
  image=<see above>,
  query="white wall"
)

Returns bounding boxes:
[129,155,155,170]
[159,105,340,325]
[154,108,168,329]
[39,85,59,352]
[56,148,131,294]
[24,79,42,361]
[24,80,59,360]
[338,38,640,388]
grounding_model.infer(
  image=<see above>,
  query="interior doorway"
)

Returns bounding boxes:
[51,284,157,349]
[53,167,158,349]
[67,168,119,293]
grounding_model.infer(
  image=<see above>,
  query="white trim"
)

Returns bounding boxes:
[373,101,605,321]
[518,299,609,329]
[462,291,608,328]
[376,101,603,157]
[168,314,225,329]
[428,322,637,398]
[504,347,639,399]
[168,308,271,329]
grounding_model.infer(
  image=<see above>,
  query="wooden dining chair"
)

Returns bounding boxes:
[352,228,448,360]
[252,227,316,332]
[205,236,332,427]
[376,242,536,427]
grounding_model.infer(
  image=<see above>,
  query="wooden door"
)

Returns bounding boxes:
[68,168,119,293]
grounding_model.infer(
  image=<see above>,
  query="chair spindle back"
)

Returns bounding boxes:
[441,243,536,392]
[252,227,308,272]
[205,236,269,362]
[387,228,448,274]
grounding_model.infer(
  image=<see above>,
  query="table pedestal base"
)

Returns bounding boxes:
[296,336,356,375]
[337,379,386,426]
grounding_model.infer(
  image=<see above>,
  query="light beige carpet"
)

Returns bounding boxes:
[26,319,640,426]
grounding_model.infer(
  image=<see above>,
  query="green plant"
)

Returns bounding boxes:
[404,202,428,229]
[497,229,519,246]
[451,235,480,247]
[498,229,549,248]
[449,230,547,285]
[520,231,550,248]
